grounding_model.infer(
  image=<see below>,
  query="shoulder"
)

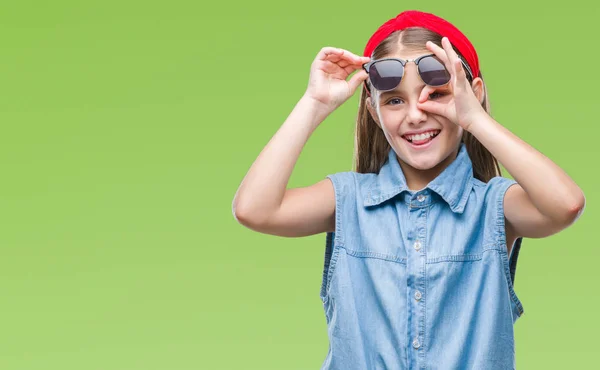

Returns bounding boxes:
[460,176,519,250]
[468,176,518,229]
[471,176,517,201]
[326,171,378,201]
[473,176,519,234]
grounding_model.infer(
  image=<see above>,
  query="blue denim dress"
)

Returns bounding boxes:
[320,143,524,369]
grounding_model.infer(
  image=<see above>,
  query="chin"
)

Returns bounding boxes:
[402,153,445,171]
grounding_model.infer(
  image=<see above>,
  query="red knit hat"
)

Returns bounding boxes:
[363,10,480,78]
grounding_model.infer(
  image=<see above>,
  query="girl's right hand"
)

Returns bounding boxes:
[304,47,371,113]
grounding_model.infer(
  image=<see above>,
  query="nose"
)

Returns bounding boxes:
[406,98,427,126]
[401,63,427,125]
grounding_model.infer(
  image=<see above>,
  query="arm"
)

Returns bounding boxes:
[232,47,370,237]
[418,37,585,239]
[467,116,585,238]
[232,95,335,237]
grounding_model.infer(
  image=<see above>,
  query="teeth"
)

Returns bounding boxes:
[406,131,439,142]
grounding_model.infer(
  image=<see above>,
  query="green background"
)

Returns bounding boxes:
[0,1,597,369]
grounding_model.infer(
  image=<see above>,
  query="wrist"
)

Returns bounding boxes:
[461,108,489,132]
[300,93,335,120]
[462,110,495,136]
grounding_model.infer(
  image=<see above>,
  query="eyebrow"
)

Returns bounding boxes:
[380,90,402,98]
[380,88,412,98]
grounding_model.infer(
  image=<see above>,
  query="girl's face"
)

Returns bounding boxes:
[367,49,463,173]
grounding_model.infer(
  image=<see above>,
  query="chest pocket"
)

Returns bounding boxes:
[415,202,487,263]
[344,201,408,263]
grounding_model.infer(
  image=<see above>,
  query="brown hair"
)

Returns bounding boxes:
[354,27,501,182]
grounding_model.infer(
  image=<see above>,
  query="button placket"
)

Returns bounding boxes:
[406,195,426,359]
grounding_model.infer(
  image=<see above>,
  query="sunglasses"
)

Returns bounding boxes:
[362,53,473,92]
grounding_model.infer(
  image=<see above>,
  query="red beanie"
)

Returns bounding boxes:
[363,10,480,78]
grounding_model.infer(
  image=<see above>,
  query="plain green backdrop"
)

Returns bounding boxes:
[0,1,597,369]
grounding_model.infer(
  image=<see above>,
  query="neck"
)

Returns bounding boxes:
[397,147,460,191]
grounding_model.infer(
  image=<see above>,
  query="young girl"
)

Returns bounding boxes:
[232,9,585,370]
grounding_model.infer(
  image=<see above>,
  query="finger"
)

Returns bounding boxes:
[319,59,362,77]
[324,53,344,63]
[347,70,369,92]
[343,58,368,74]
[317,47,344,61]
[316,47,370,77]
[318,60,345,77]
[453,58,467,81]
[418,85,436,104]
[338,60,351,68]
[338,58,367,69]
[426,41,449,64]
[416,100,447,117]
[425,41,454,78]
[441,37,460,69]
[336,49,371,66]
[441,38,467,81]
[319,60,362,80]
[335,48,370,61]
[343,64,359,75]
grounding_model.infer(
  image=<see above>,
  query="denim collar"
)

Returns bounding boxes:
[363,143,473,213]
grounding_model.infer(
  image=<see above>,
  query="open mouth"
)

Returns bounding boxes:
[402,129,441,146]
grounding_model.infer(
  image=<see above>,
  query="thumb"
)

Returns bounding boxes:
[347,70,368,93]
[418,85,435,103]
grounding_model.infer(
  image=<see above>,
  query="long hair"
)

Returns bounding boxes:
[354,27,501,182]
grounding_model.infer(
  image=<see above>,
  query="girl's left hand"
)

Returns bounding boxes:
[416,37,486,131]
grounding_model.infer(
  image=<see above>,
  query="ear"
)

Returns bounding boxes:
[365,96,382,129]
[471,77,485,105]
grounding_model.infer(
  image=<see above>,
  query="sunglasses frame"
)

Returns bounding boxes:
[362,53,474,92]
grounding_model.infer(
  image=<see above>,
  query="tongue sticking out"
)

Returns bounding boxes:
[404,131,440,146]
[411,136,433,145]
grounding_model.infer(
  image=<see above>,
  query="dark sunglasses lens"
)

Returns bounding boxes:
[418,56,450,86]
[369,60,403,91]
